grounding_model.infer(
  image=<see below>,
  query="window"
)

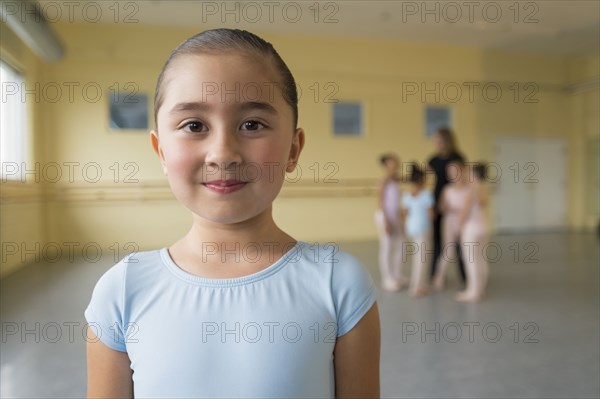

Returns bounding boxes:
[0,60,27,180]
[333,102,363,136]
[425,105,452,137]
[109,91,149,130]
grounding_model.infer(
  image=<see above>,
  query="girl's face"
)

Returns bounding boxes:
[385,157,398,175]
[151,53,304,225]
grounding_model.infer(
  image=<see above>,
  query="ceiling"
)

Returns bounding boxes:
[37,0,600,56]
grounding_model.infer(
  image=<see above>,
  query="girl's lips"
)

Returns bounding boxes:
[202,181,248,194]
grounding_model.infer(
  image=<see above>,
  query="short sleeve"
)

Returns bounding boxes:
[331,250,378,337]
[84,258,129,352]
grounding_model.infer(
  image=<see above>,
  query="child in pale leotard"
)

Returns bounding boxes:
[374,153,407,291]
[456,163,490,302]
[432,159,471,291]
[401,165,434,297]
[84,29,380,398]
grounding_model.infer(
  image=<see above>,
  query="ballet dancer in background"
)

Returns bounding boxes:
[456,162,490,302]
[432,159,471,291]
[401,164,434,297]
[427,127,467,286]
[375,153,407,291]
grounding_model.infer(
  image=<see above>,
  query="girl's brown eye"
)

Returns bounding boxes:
[241,121,264,131]
[185,122,205,132]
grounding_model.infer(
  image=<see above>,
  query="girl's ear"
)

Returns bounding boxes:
[150,130,168,175]
[286,128,305,172]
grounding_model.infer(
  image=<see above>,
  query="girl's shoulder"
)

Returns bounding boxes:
[293,241,361,268]
[90,249,165,294]
[293,241,373,283]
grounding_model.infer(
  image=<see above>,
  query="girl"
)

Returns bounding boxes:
[427,128,467,284]
[85,29,380,398]
[374,153,407,291]
[401,165,434,297]
[456,163,490,302]
[432,159,471,291]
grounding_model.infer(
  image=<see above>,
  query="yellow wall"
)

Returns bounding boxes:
[1,22,598,276]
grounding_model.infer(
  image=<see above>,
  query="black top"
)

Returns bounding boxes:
[428,152,465,204]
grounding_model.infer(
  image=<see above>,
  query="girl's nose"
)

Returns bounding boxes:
[204,128,243,172]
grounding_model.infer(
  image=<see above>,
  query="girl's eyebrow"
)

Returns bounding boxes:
[169,102,210,114]
[238,101,278,115]
[169,101,278,115]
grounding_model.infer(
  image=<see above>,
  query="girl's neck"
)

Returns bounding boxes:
[169,207,297,278]
[386,172,398,180]
[183,206,294,252]
[169,206,297,275]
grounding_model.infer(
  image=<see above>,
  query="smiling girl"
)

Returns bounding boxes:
[84,29,380,398]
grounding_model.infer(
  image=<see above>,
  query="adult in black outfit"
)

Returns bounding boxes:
[427,127,467,284]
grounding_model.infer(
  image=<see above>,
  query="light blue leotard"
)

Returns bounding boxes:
[84,241,377,398]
